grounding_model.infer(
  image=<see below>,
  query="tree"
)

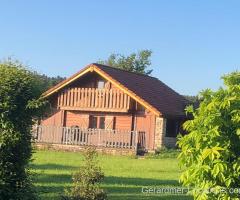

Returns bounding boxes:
[178,71,240,199]
[33,73,65,92]
[0,59,44,199]
[63,147,107,200]
[98,49,153,75]
[183,95,201,109]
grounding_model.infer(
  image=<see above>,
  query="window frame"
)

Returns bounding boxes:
[97,80,105,89]
[89,115,106,129]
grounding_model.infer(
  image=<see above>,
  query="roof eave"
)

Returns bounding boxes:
[42,64,95,98]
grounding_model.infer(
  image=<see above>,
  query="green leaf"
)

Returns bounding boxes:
[225,178,232,187]
[236,129,240,136]
[212,164,220,177]
[202,149,212,160]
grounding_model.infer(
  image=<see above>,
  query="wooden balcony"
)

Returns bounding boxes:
[57,88,131,112]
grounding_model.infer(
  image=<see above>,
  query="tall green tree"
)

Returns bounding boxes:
[178,71,240,199]
[98,49,153,75]
[0,60,44,199]
[33,73,65,92]
[183,95,201,109]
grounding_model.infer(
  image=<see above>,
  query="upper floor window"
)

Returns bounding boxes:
[97,80,105,89]
[165,119,179,137]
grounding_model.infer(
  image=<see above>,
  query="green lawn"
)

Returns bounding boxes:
[31,150,192,200]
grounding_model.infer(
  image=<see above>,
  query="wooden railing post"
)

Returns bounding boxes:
[134,131,138,150]
[98,129,101,146]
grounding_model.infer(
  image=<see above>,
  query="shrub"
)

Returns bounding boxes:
[145,147,180,159]
[63,147,107,200]
[0,60,43,199]
[178,71,240,199]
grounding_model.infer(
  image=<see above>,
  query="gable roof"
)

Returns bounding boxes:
[43,63,188,117]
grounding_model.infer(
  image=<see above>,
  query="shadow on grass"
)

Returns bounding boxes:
[105,176,179,186]
[32,163,192,200]
[30,163,79,171]
[35,173,71,184]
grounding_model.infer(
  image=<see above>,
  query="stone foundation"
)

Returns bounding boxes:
[34,143,137,156]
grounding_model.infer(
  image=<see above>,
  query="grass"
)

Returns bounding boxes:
[31,150,192,200]
[145,148,181,159]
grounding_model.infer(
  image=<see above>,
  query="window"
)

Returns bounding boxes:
[89,115,98,129]
[166,119,179,137]
[97,80,105,89]
[99,117,105,129]
[89,115,105,129]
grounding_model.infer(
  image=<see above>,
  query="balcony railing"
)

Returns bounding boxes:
[32,125,145,150]
[57,88,131,112]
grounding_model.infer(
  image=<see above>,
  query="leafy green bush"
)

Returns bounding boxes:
[178,71,240,199]
[63,147,107,200]
[0,60,43,199]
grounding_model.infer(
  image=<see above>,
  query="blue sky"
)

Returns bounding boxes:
[0,1,239,95]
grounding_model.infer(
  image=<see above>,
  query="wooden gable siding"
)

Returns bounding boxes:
[67,72,110,89]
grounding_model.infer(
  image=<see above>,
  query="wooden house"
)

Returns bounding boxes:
[33,63,188,154]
